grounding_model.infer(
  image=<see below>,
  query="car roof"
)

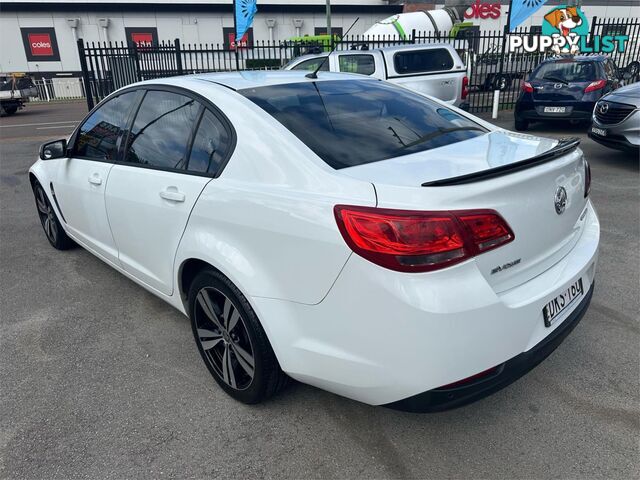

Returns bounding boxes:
[163,70,371,90]
[543,55,609,64]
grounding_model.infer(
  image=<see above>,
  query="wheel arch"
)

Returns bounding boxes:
[176,256,287,367]
[28,171,39,189]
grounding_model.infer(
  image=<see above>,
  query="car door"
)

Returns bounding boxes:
[54,91,139,264]
[105,88,233,296]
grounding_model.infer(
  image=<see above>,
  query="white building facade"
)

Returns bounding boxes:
[1,0,637,77]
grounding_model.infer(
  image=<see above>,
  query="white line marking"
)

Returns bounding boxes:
[0,120,78,128]
[36,125,77,130]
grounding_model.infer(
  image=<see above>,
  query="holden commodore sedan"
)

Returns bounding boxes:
[30,71,599,412]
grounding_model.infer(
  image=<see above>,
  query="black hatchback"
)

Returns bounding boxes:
[515,56,621,131]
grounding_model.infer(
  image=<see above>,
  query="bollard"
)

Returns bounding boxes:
[42,77,51,102]
[492,89,499,119]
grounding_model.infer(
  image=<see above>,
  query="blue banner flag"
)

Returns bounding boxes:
[508,0,548,31]
[235,0,258,42]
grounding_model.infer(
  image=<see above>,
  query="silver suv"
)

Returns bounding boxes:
[589,82,639,153]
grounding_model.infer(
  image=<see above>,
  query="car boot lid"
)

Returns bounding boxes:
[339,130,575,187]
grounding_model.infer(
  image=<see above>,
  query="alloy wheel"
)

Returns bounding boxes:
[35,186,58,244]
[194,287,255,390]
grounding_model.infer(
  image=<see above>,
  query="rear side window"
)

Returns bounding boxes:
[240,79,485,170]
[532,61,599,82]
[73,91,137,161]
[124,90,200,169]
[290,57,329,72]
[394,48,454,75]
[339,55,375,76]
[187,109,232,174]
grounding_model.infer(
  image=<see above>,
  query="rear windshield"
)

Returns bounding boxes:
[532,61,600,82]
[394,48,454,75]
[239,79,485,169]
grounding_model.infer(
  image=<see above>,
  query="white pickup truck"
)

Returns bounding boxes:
[283,43,469,109]
[0,75,38,116]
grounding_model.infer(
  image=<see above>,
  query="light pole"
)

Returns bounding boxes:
[326,0,332,38]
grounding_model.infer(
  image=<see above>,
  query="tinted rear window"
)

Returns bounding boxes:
[394,48,454,74]
[240,79,485,169]
[532,61,600,82]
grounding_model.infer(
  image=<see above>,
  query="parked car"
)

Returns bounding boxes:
[30,71,598,411]
[589,81,640,153]
[514,55,623,131]
[0,73,38,116]
[283,43,469,108]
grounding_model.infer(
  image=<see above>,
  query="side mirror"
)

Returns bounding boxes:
[39,139,67,160]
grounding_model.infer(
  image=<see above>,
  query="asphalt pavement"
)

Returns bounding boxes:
[1,101,638,479]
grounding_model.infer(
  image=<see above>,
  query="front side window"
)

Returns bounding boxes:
[394,48,454,75]
[124,90,200,169]
[73,92,137,161]
[187,109,231,174]
[338,55,376,76]
[290,57,329,72]
[240,79,486,170]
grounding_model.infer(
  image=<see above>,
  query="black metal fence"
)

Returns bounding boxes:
[78,17,640,113]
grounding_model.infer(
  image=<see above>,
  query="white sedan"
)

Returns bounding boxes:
[30,71,599,411]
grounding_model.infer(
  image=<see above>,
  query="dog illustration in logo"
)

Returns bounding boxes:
[544,6,583,54]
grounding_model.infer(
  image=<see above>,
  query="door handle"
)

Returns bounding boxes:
[159,188,185,203]
[88,174,102,185]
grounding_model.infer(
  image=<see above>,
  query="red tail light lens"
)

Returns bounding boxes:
[521,81,534,93]
[457,213,514,253]
[334,206,514,273]
[584,159,591,197]
[584,79,606,93]
[461,75,469,100]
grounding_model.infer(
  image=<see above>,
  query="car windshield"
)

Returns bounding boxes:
[239,79,486,169]
[532,61,598,83]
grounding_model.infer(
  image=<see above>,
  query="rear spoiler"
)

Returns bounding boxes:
[421,137,580,187]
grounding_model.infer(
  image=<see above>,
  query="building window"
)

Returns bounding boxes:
[601,25,627,37]
[314,27,344,38]
[124,27,159,48]
[20,27,60,62]
[223,27,254,49]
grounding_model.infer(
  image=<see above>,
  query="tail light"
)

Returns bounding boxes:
[521,81,534,93]
[334,206,514,273]
[461,75,469,100]
[584,159,591,197]
[584,79,606,93]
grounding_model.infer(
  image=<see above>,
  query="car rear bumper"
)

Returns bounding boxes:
[385,281,594,412]
[516,102,595,121]
[251,201,600,408]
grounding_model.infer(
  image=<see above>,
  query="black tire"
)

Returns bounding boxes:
[514,117,529,131]
[626,61,639,79]
[33,182,75,250]
[493,74,510,91]
[2,105,18,116]
[188,269,288,404]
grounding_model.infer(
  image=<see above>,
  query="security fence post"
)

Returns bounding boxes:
[77,38,94,111]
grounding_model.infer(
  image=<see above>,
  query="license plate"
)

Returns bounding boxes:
[544,106,566,113]
[591,126,607,137]
[543,279,584,327]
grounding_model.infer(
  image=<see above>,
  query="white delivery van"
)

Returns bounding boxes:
[283,43,469,109]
